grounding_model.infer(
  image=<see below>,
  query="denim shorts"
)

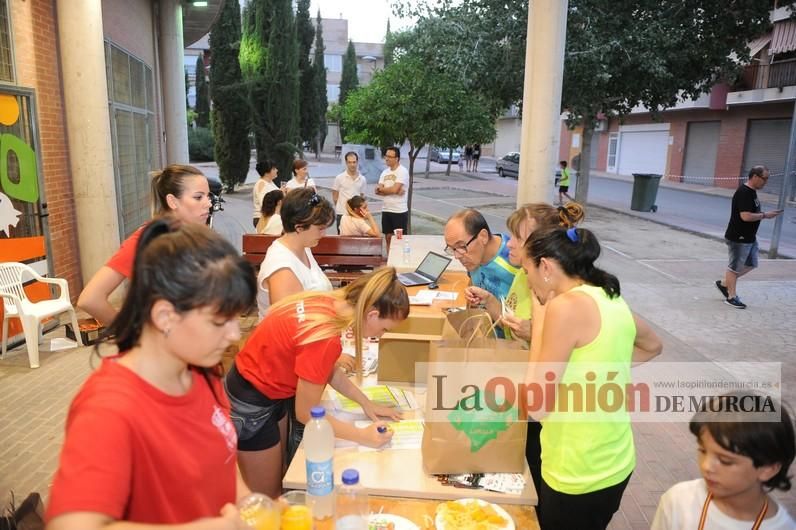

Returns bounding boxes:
[224,364,287,451]
[726,239,759,273]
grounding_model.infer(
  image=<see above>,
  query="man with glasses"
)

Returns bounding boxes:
[376,146,409,244]
[332,151,367,233]
[444,208,519,304]
[716,165,783,309]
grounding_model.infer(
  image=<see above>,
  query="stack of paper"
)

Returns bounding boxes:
[332,385,418,416]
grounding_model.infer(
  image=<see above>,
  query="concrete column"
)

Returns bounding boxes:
[56,0,120,280]
[158,0,189,163]
[517,0,568,205]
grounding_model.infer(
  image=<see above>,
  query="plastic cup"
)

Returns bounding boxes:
[238,493,280,530]
[279,491,313,530]
[394,228,403,239]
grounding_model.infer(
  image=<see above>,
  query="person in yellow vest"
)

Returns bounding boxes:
[522,226,662,530]
[558,160,574,205]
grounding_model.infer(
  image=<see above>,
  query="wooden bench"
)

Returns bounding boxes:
[242,234,385,285]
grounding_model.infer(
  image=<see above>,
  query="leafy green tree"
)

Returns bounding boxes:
[562,0,769,202]
[342,58,495,230]
[297,0,317,148]
[395,0,770,201]
[210,0,250,189]
[194,53,210,128]
[251,0,299,181]
[312,10,328,154]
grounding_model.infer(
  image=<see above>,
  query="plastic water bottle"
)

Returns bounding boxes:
[305,406,335,519]
[335,469,368,530]
[402,240,411,265]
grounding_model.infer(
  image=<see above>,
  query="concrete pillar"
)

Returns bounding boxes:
[158,0,189,163]
[517,0,568,205]
[56,0,120,280]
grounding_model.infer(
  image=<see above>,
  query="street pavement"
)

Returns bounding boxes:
[0,155,794,529]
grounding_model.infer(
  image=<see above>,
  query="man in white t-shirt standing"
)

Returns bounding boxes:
[376,146,409,245]
[331,151,367,233]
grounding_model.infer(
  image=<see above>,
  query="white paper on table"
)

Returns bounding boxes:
[408,295,434,306]
[432,291,458,301]
[354,419,424,451]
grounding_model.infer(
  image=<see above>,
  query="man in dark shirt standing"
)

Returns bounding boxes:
[716,165,783,308]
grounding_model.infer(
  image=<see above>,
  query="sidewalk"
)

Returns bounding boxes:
[1,162,794,529]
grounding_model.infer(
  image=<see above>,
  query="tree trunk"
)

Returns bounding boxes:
[445,148,453,176]
[424,144,431,178]
[574,124,593,204]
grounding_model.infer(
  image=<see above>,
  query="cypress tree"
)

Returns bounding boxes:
[312,10,328,153]
[339,40,359,107]
[209,0,250,189]
[258,0,299,182]
[296,0,317,149]
[241,0,272,162]
[384,20,393,67]
[194,53,210,127]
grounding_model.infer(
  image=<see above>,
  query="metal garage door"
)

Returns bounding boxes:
[742,118,790,195]
[682,121,720,185]
[617,130,668,176]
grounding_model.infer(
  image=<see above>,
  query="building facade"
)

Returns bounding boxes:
[1,0,220,342]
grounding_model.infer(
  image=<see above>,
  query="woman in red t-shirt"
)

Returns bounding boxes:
[77,164,214,326]
[227,267,409,497]
[47,219,257,529]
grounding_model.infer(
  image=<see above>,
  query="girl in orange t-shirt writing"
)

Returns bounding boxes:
[226,267,409,497]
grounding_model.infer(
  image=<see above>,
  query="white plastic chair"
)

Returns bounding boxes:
[0,262,83,368]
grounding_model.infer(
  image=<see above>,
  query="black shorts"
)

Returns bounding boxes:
[382,211,409,234]
[224,364,288,451]
[558,185,569,193]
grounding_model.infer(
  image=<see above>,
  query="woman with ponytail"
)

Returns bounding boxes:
[77,164,213,326]
[226,267,409,497]
[521,227,662,530]
[465,202,584,343]
[47,219,256,529]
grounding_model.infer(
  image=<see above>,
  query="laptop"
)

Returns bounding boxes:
[397,251,453,287]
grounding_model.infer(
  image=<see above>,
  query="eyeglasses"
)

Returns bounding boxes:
[444,234,478,256]
[384,155,398,159]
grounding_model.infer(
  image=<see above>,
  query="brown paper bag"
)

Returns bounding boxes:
[421,310,530,474]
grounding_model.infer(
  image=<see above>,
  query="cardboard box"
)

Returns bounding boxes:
[378,313,445,383]
[65,318,105,345]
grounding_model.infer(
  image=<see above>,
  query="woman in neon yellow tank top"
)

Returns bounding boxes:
[522,227,662,530]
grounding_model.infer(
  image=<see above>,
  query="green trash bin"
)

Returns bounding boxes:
[630,173,661,212]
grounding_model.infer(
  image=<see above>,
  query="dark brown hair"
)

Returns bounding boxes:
[281,188,334,232]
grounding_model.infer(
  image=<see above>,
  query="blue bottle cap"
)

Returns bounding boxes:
[377,425,388,433]
[310,406,326,418]
[341,468,360,485]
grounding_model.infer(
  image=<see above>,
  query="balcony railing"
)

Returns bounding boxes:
[736,59,796,90]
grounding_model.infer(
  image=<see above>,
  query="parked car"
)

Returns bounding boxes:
[495,152,563,182]
[496,152,520,178]
[429,146,461,164]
